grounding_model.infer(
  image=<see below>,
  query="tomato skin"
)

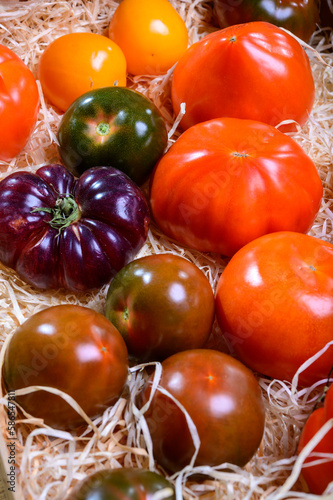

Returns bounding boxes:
[215,232,333,386]
[149,118,322,256]
[105,254,215,363]
[2,305,129,429]
[67,468,176,500]
[0,164,149,291]
[38,32,127,112]
[139,349,265,473]
[0,44,39,161]
[319,0,333,27]
[298,384,333,494]
[214,0,319,42]
[108,0,188,76]
[171,22,315,132]
[58,87,168,185]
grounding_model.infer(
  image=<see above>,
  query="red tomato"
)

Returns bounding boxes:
[150,118,322,257]
[0,44,39,161]
[140,349,265,473]
[215,232,333,387]
[2,305,129,429]
[108,0,188,76]
[298,384,333,494]
[38,33,127,112]
[171,22,315,131]
[214,0,319,42]
[105,254,215,362]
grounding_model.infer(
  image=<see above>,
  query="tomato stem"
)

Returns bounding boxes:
[31,193,81,234]
[96,122,110,136]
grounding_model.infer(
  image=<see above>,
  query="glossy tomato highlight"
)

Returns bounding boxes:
[0,44,39,161]
[109,0,188,75]
[2,305,129,429]
[150,118,322,256]
[215,232,333,386]
[140,349,265,473]
[171,22,315,131]
[105,254,215,362]
[38,32,126,112]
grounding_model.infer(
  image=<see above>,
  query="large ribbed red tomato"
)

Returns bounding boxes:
[215,232,333,387]
[150,118,322,257]
[171,22,315,132]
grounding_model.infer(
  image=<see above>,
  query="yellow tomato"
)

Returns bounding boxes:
[108,0,188,76]
[38,32,127,112]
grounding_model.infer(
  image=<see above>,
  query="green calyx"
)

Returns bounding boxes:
[31,193,81,234]
[96,122,110,136]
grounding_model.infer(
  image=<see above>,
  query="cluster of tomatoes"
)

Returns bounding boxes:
[0,0,332,498]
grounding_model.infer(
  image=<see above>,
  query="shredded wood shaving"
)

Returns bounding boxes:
[0,1,332,499]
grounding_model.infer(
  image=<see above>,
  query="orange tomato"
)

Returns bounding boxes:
[38,32,127,112]
[215,232,333,387]
[108,0,188,76]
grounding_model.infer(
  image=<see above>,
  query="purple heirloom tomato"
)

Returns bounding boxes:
[0,164,150,291]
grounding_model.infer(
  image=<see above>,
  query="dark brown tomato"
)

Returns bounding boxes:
[2,305,129,430]
[105,254,215,363]
[139,349,266,473]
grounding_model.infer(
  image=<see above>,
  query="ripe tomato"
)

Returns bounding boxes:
[0,165,149,291]
[2,305,129,429]
[298,384,333,494]
[140,350,265,473]
[214,0,319,42]
[215,232,333,387]
[108,0,188,76]
[105,254,215,363]
[150,118,322,257]
[67,468,176,500]
[57,87,168,185]
[38,32,126,112]
[171,22,315,131]
[0,44,39,161]
[320,0,333,27]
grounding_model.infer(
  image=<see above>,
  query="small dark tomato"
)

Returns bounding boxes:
[139,349,266,474]
[105,254,215,363]
[319,0,333,28]
[57,87,168,185]
[2,305,129,430]
[67,468,176,500]
[214,0,319,42]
